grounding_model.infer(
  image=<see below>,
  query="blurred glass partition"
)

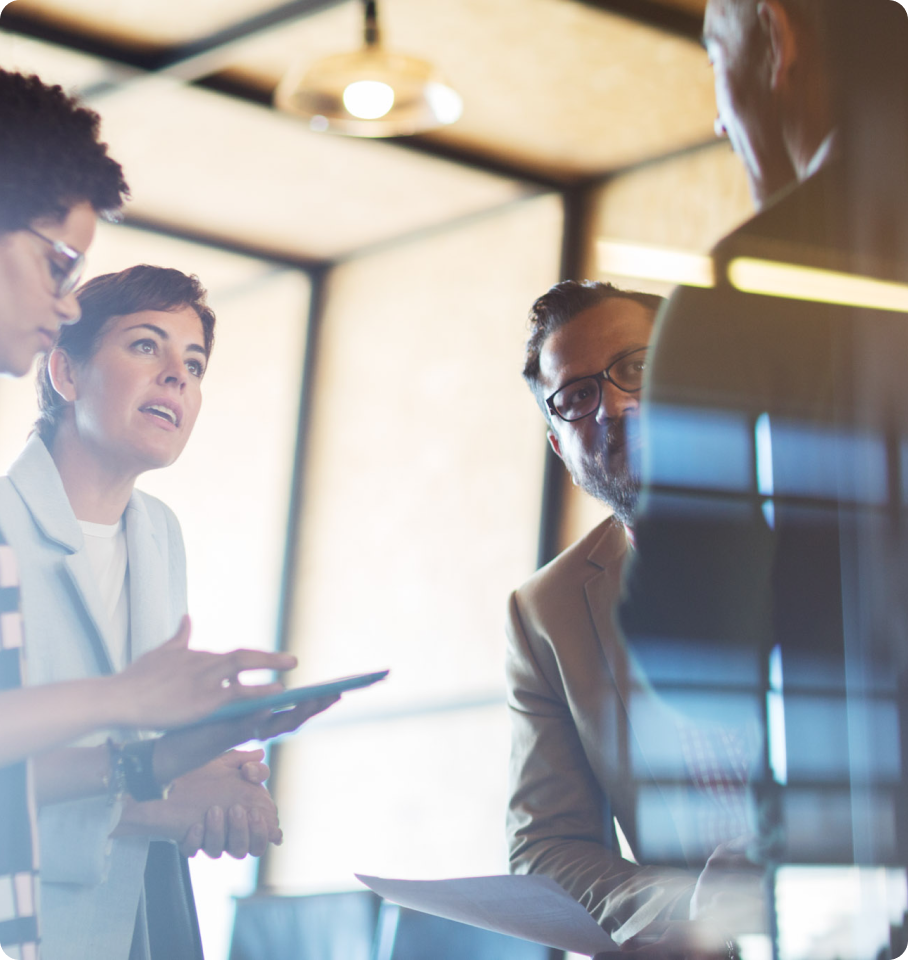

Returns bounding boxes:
[266,194,562,890]
[589,18,908,952]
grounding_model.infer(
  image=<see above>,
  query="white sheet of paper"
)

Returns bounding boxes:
[355,873,618,956]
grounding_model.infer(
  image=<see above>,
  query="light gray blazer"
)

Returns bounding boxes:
[0,433,188,960]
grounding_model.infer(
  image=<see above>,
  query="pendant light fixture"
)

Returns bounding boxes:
[274,0,463,137]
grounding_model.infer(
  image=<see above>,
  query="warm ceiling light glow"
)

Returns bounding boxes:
[728,257,908,312]
[424,82,463,126]
[343,80,395,119]
[274,0,462,138]
[597,239,715,288]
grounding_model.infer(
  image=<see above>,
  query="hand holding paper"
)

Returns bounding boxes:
[356,873,619,957]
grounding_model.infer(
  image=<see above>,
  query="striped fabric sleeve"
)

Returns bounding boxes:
[0,540,40,960]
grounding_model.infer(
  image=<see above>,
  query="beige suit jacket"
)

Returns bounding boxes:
[506,516,696,945]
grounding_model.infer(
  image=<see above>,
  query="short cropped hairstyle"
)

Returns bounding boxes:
[35,265,216,442]
[728,0,823,30]
[523,280,663,423]
[728,0,830,71]
[0,70,128,232]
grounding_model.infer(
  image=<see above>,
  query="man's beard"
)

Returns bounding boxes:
[572,418,640,526]
[579,452,638,526]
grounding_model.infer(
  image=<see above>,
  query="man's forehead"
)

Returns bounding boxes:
[538,300,654,389]
[704,0,751,38]
[703,0,721,34]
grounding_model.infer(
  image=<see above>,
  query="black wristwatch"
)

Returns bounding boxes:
[107,738,169,801]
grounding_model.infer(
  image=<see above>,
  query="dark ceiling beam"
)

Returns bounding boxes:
[388,135,569,191]
[0,0,349,81]
[0,5,158,70]
[197,72,567,190]
[570,0,703,42]
[585,135,723,186]
[151,0,349,80]
[335,192,551,266]
[122,213,330,272]
[1,0,704,75]
[0,2,566,188]
[0,0,705,189]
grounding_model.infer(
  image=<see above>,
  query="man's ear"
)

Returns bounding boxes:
[47,348,77,403]
[546,429,563,460]
[757,0,798,90]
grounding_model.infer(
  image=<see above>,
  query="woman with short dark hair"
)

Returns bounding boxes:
[2,265,334,960]
[34,265,216,444]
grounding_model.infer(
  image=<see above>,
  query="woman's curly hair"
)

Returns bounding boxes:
[0,70,129,231]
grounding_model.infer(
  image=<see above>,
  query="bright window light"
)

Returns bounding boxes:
[767,644,787,785]
[597,239,715,288]
[613,817,638,864]
[728,257,908,312]
[343,80,395,120]
[755,412,775,529]
[737,935,773,960]
[775,867,905,960]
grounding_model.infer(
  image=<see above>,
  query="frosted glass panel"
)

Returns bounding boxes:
[269,704,512,891]
[284,195,561,698]
[269,195,562,889]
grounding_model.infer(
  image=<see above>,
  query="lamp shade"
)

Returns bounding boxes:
[275,45,463,137]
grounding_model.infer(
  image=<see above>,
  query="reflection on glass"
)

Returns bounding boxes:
[767,644,787,785]
[628,391,908,953]
[647,405,753,492]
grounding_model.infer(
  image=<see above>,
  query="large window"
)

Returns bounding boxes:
[266,194,563,892]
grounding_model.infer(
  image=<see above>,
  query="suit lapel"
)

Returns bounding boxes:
[8,435,117,675]
[125,494,167,662]
[583,518,691,864]
[9,437,170,670]
[583,519,633,711]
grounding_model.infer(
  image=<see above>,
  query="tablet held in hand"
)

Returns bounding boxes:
[182,669,390,728]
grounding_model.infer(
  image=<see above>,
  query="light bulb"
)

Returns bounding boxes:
[425,82,463,125]
[342,80,395,120]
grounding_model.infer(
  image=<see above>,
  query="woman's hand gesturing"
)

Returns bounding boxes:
[111,615,298,729]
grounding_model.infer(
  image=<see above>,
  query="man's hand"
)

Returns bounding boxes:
[615,840,766,958]
[617,920,733,959]
[109,616,300,730]
[690,838,767,936]
[114,749,280,860]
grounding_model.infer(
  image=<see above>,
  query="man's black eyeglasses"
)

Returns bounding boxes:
[546,347,648,423]
[27,227,85,298]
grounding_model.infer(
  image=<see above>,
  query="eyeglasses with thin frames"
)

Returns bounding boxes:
[27,227,85,298]
[546,347,648,423]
